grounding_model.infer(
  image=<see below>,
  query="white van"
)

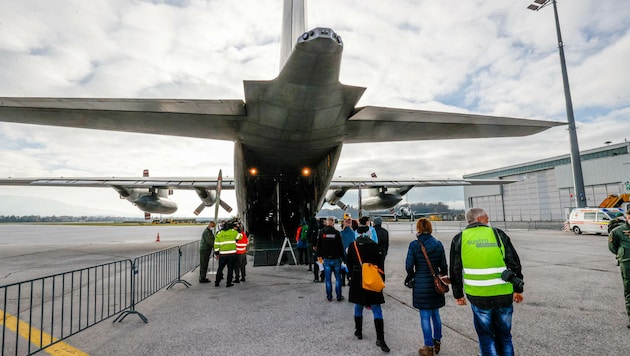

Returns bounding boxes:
[568,208,624,235]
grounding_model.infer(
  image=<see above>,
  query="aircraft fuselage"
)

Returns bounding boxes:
[234,28,364,240]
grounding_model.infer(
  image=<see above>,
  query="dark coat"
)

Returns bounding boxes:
[405,233,447,310]
[307,216,319,246]
[316,226,344,259]
[347,236,385,306]
[374,225,389,257]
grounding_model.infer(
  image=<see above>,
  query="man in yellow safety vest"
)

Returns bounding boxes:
[450,208,524,356]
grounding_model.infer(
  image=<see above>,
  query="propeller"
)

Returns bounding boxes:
[193,202,207,216]
[219,199,233,213]
[193,169,233,215]
[214,169,222,229]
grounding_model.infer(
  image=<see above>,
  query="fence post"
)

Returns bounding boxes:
[167,246,192,289]
[113,259,148,323]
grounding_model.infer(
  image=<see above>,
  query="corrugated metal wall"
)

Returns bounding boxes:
[465,143,630,222]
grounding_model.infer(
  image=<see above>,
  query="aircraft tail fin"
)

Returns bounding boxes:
[279,0,307,70]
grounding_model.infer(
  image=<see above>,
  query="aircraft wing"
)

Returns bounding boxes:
[328,177,515,189]
[0,177,236,190]
[0,98,246,140]
[344,106,565,143]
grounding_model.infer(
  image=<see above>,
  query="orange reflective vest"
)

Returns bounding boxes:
[236,232,248,255]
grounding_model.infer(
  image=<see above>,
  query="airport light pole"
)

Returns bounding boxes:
[526,0,587,208]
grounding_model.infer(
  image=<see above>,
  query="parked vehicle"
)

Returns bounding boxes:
[568,208,624,235]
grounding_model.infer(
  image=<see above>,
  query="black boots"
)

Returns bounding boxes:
[354,317,389,353]
[354,316,363,340]
[374,318,390,352]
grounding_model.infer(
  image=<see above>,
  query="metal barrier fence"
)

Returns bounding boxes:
[0,240,199,355]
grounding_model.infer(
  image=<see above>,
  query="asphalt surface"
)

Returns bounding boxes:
[1,222,629,355]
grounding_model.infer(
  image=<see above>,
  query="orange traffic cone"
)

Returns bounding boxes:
[156,233,160,242]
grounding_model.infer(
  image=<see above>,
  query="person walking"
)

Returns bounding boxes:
[608,210,630,328]
[340,217,356,286]
[406,218,447,356]
[346,225,390,353]
[356,216,378,243]
[373,217,389,263]
[450,208,524,356]
[316,217,345,301]
[307,215,320,280]
[199,221,216,283]
[296,218,309,265]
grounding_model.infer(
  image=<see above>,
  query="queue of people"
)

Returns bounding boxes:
[318,208,523,356]
[198,208,526,356]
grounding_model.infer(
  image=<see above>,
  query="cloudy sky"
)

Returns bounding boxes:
[0,0,629,217]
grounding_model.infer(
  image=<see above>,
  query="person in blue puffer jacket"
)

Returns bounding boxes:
[405,218,448,356]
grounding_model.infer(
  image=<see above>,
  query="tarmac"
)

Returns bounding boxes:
[2,222,630,355]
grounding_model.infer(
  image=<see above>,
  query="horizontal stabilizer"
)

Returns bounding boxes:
[345,106,564,143]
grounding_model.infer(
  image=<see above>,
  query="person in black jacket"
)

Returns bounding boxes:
[405,218,447,356]
[347,226,390,353]
[306,215,320,280]
[316,217,345,301]
[373,217,390,262]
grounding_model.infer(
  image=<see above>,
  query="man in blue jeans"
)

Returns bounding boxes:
[450,208,524,356]
[316,217,345,301]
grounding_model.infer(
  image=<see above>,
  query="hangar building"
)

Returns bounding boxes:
[463,141,630,222]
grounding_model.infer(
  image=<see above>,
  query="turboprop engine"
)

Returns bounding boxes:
[361,186,414,211]
[325,187,350,210]
[326,184,416,212]
[193,187,233,216]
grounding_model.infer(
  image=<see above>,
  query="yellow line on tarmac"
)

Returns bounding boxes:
[0,310,89,355]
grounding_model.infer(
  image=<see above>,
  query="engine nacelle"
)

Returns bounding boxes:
[399,205,412,216]
[361,193,403,211]
[326,187,350,210]
[192,187,232,216]
[195,188,217,206]
[133,195,178,214]
[113,186,178,214]
[361,185,414,211]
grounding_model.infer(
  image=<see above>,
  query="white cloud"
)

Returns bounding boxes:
[0,0,629,217]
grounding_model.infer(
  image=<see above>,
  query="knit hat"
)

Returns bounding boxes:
[373,217,383,225]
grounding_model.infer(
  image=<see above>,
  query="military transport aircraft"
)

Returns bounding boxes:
[0,0,562,245]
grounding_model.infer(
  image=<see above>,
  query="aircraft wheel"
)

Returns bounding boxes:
[572,226,582,235]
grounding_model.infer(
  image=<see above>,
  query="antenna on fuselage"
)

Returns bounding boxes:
[279,0,307,70]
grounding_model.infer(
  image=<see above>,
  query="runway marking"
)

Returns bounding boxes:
[0,310,89,355]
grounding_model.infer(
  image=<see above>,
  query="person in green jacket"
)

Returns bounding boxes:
[608,210,630,328]
[199,221,216,283]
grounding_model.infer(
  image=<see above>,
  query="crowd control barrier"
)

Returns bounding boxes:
[0,240,199,355]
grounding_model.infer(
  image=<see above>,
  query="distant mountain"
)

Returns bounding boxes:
[0,195,125,217]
